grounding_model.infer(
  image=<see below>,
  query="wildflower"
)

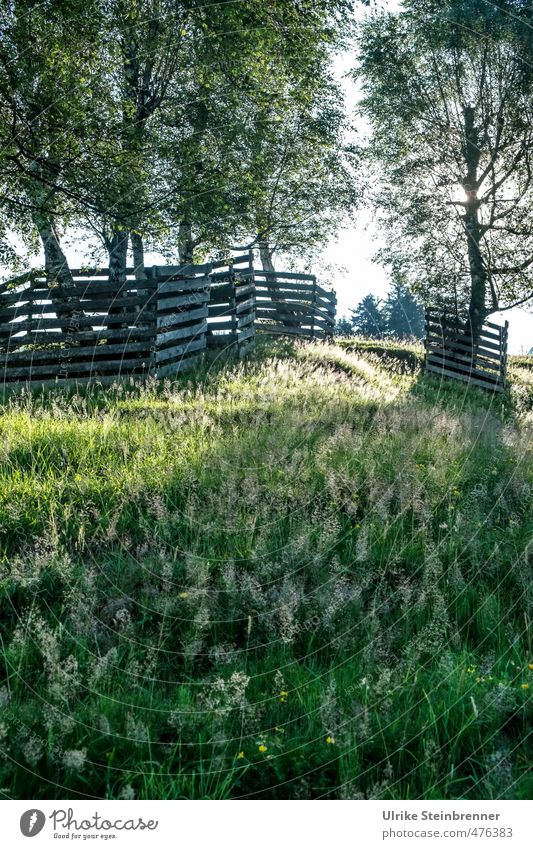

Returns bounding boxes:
[258,744,267,753]
[179,592,189,598]
[452,488,460,498]
[118,784,135,800]
[279,690,288,703]
[62,749,87,770]
[236,751,244,759]
[439,523,448,530]
[521,683,529,690]
[326,736,335,745]
[528,663,533,671]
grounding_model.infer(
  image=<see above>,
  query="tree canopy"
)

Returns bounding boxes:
[356,0,533,338]
[0,0,358,291]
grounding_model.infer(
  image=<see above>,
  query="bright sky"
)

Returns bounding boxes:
[320,38,533,356]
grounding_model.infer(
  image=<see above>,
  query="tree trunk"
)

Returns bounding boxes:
[107,226,129,330]
[131,231,152,329]
[178,221,194,266]
[32,211,92,339]
[462,105,487,345]
[259,241,298,328]
[464,202,487,343]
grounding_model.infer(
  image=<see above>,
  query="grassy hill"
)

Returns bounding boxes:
[0,337,531,799]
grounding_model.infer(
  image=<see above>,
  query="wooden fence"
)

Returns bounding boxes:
[207,253,256,357]
[0,255,336,386]
[0,268,157,385]
[424,309,508,393]
[254,271,336,338]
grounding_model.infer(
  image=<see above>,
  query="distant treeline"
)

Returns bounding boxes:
[336,283,424,340]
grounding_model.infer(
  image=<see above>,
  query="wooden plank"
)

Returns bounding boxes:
[237,325,255,343]
[157,291,210,311]
[1,325,154,346]
[156,353,204,378]
[8,295,154,315]
[425,318,502,344]
[0,306,33,321]
[209,270,234,281]
[1,356,151,380]
[235,296,256,315]
[426,351,502,382]
[0,372,154,391]
[234,282,255,297]
[207,304,233,318]
[154,335,206,364]
[156,320,207,347]
[425,363,504,392]
[426,311,504,337]
[156,277,210,295]
[254,325,315,337]
[230,253,253,266]
[157,305,208,330]
[154,263,212,277]
[254,308,328,328]
[0,291,36,308]
[0,312,156,333]
[426,354,502,383]
[254,270,316,282]
[237,312,255,330]
[30,281,157,297]
[0,340,151,365]
[254,282,315,296]
[425,348,502,375]
[424,329,502,356]
[208,284,233,301]
[207,320,235,332]
[424,336,502,363]
[483,319,505,332]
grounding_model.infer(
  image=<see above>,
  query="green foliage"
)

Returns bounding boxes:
[0,339,531,799]
[338,285,424,340]
[350,293,386,338]
[355,0,533,320]
[0,0,359,271]
[382,282,424,340]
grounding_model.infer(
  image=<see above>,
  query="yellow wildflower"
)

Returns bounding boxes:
[521,683,529,690]
[258,744,267,753]
[528,663,533,671]
[236,751,244,759]
[326,736,335,745]
[179,592,188,598]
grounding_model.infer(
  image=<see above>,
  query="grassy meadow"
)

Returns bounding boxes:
[0,337,531,799]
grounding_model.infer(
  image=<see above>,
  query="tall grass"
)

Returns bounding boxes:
[0,338,531,799]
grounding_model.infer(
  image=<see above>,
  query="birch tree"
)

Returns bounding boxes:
[356,0,533,341]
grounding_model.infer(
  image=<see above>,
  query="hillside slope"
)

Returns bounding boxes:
[0,338,531,799]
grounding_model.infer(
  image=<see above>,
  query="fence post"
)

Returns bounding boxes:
[311,276,316,339]
[229,261,237,347]
[501,320,509,388]
[149,266,157,376]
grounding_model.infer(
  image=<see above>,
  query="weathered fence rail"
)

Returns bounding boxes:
[0,255,335,386]
[424,309,508,392]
